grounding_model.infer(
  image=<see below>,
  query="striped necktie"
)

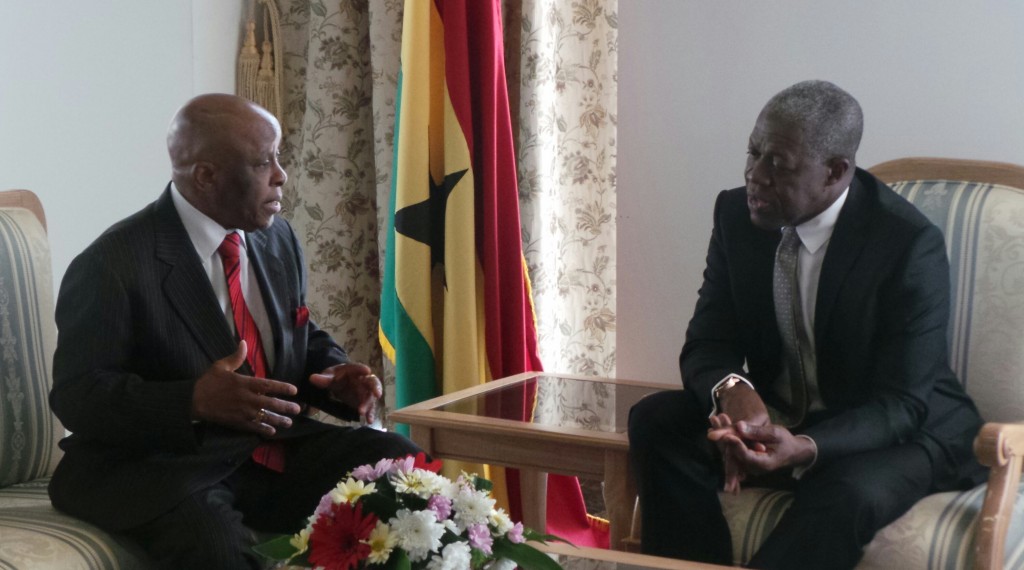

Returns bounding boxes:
[218,232,284,471]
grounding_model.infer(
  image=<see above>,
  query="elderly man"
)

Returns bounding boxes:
[628,80,986,569]
[48,94,420,569]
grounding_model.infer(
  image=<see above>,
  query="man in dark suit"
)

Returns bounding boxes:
[48,94,420,569]
[628,80,986,569]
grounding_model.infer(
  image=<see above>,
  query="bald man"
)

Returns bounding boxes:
[48,94,420,569]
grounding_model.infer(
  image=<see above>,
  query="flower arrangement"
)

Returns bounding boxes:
[255,453,566,570]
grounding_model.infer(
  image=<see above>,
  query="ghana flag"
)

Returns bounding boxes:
[380,0,608,549]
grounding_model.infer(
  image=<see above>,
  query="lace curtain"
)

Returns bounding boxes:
[270,0,617,418]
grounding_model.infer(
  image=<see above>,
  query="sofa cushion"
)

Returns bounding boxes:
[720,481,1024,569]
[0,208,63,487]
[0,502,151,570]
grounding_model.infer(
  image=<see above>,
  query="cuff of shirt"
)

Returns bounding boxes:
[707,374,755,419]
[791,434,818,479]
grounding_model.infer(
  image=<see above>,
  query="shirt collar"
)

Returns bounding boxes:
[792,186,849,254]
[169,182,247,259]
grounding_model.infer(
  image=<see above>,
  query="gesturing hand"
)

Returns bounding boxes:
[309,363,383,424]
[191,341,301,436]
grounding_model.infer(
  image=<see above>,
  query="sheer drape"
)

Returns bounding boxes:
[270,0,616,418]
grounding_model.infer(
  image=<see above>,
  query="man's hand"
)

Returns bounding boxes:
[710,421,816,477]
[192,341,301,436]
[309,363,382,424]
[706,382,770,493]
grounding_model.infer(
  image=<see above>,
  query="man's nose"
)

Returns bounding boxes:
[272,162,288,186]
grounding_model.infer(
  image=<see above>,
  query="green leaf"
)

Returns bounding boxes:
[360,493,401,521]
[473,476,493,492]
[523,529,573,545]
[383,548,411,570]
[251,534,299,561]
[491,541,564,570]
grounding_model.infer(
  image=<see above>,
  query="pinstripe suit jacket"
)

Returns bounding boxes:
[48,186,356,530]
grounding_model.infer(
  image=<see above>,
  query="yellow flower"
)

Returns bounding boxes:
[363,521,397,565]
[329,478,376,504]
[289,526,311,557]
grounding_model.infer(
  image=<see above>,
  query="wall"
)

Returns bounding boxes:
[617,1,1024,384]
[0,0,243,289]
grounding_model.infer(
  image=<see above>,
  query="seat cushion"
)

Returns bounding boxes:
[0,479,152,569]
[0,505,152,570]
[721,481,1024,569]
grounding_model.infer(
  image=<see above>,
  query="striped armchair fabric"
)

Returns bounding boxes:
[710,161,1024,570]
[0,193,151,569]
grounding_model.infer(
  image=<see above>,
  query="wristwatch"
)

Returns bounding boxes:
[713,374,749,403]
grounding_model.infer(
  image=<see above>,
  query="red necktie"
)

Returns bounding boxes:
[218,232,285,471]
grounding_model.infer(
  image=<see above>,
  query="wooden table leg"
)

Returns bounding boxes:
[604,449,635,551]
[519,469,548,534]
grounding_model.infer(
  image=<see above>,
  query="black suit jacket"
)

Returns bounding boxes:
[49,187,357,530]
[681,168,984,483]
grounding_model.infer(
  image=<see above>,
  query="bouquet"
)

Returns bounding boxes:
[255,453,567,570]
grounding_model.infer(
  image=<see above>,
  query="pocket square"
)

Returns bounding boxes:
[294,305,310,328]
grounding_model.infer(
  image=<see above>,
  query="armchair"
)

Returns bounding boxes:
[625,158,1024,569]
[0,189,150,568]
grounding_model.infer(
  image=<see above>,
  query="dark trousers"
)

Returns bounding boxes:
[628,390,940,570]
[122,425,420,570]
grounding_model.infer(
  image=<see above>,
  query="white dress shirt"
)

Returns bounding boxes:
[170,183,276,369]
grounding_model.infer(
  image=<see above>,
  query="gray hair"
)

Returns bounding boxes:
[763,80,863,162]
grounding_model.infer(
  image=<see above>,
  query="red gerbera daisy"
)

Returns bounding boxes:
[308,501,378,570]
[411,451,443,473]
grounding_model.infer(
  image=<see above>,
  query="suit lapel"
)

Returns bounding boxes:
[814,171,873,343]
[246,229,290,378]
[153,188,237,363]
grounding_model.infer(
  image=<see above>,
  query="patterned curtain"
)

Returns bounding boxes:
[269,0,616,418]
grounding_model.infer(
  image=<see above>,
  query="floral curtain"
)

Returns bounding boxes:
[269,0,616,419]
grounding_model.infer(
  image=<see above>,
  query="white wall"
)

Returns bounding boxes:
[0,0,243,289]
[618,1,1024,385]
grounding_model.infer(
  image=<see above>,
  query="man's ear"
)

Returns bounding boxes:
[193,161,217,192]
[825,157,852,187]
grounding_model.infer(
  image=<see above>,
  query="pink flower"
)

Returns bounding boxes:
[352,458,394,481]
[507,522,525,544]
[427,495,452,521]
[467,523,493,554]
[313,493,334,518]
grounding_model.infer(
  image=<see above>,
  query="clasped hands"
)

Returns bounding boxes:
[191,341,383,436]
[707,384,815,494]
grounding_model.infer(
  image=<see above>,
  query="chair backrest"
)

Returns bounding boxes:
[0,189,63,487]
[869,158,1024,424]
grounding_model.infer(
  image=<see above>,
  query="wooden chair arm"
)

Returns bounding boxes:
[972,422,1024,570]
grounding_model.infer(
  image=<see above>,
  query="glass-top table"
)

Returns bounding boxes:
[390,372,677,551]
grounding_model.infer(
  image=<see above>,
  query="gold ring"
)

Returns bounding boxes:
[255,408,267,423]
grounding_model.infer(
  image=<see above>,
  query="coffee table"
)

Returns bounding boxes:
[536,542,733,569]
[389,372,675,551]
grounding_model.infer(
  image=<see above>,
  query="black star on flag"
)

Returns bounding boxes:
[394,168,468,268]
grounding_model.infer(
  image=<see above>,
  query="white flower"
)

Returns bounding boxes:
[388,509,446,562]
[363,521,398,565]
[484,558,518,570]
[393,469,446,499]
[489,508,513,535]
[452,486,496,531]
[426,541,472,570]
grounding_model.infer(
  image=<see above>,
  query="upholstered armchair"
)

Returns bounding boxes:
[0,190,150,568]
[625,158,1024,569]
